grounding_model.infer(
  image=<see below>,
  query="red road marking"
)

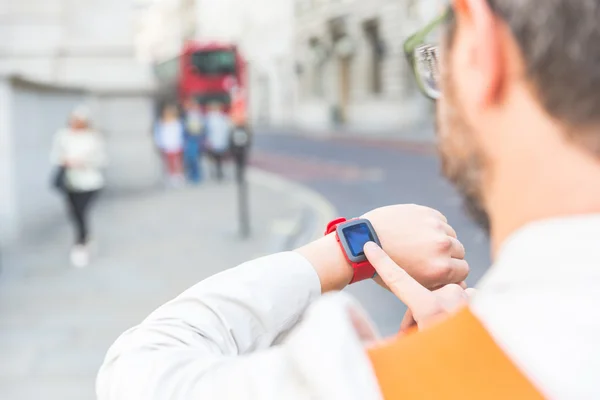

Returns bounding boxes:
[257,130,437,156]
[330,136,436,155]
[250,151,380,182]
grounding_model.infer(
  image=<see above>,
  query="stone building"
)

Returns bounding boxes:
[293,0,441,136]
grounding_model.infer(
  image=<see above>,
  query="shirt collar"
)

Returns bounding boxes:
[477,214,600,291]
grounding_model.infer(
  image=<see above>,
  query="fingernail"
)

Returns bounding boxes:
[364,242,379,252]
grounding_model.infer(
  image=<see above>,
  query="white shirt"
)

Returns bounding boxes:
[472,215,600,399]
[51,128,107,192]
[185,111,204,135]
[205,111,232,153]
[97,215,600,400]
[155,121,184,153]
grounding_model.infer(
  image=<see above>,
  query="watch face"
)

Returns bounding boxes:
[337,219,381,263]
[343,223,374,257]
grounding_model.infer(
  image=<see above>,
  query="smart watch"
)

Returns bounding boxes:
[325,218,382,284]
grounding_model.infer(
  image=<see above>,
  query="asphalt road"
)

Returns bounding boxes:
[252,131,491,336]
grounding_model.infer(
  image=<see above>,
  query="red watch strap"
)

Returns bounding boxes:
[325,217,347,235]
[349,261,376,284]
[325,217,376,284]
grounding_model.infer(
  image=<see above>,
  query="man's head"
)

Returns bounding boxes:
[208,102,224,113]
[162,104,179,121]
[185,97,200,111]
[409,0,600,249]
[70,105,91,131]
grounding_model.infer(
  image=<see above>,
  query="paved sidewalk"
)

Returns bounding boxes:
[0,168,334,400]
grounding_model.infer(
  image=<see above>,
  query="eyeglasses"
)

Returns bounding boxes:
[403,7,453,100]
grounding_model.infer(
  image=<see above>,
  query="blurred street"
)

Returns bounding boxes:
[0,0,491,398]
[0,166,330,400]
[0,126,491,400]
[252,129,491,334]
[3,0,600,396]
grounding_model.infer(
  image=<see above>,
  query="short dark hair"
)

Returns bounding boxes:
[445,1,600,153]
[490,1,600,123]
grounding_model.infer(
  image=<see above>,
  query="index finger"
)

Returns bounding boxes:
[364,242,440,317]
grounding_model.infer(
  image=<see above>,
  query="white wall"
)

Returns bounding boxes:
[0,0,154,91]
[0,77,85,245]
[92,94,161,192]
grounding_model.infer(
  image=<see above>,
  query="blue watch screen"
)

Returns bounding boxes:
[342,223,374,257]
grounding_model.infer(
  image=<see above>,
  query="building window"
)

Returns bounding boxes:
[309,37,327,98]
[363,19,384,95]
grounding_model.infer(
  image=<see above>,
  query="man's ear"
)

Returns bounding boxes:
[453,0,504,107]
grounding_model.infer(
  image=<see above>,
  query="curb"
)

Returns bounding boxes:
[247,167,338,251]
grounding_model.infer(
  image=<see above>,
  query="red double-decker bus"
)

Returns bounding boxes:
[154,41,248,125]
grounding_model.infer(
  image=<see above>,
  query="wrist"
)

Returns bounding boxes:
[295,233,353,293]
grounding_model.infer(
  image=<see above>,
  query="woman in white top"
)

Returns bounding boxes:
[204,102,232,181]
[154,104,185,186]
[51,106,107,267]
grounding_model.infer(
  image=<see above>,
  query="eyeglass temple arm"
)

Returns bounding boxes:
[403,8,451,57]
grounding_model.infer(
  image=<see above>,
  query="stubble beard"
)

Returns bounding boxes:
[437,67,491,234]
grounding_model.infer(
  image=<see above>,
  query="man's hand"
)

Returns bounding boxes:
[295,204,469,293]
[363,205,469,290]
[364,242,474,331]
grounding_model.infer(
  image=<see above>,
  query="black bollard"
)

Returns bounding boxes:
[232,127,251,239]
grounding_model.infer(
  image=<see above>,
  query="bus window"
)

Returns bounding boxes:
[191,50,237,75]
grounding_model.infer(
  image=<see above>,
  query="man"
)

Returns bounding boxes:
[204,102,232,181]
[98,205,470,399]
[98,0,600,398]
[182,98,205,184]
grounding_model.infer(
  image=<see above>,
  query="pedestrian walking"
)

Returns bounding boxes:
[51,106,106,268]
[154,105,185,187]
[204,102,232,181]
[182,98,205,184]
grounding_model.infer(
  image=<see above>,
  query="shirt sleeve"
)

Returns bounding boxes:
[96,252,322,400]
